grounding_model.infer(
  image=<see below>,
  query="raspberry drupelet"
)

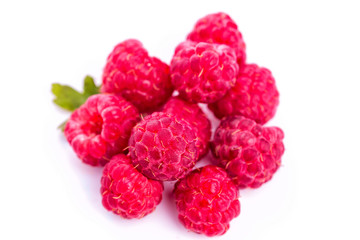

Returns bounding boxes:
[170,41,239,103]
[162,96,211,158]
[64,94,139,166]
[209,64,279,124]
[187,12,246,68]
[101,154,163,219]
[211,116,285,188]
[102,39,173,112]
[129,112,199,181]
[174,165,240,236]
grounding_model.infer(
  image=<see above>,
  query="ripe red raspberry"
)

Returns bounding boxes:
[187,12,246,67]
[101,39,173,112]
[64,94,139,166]
[162,96,211,158]
[101,154,163,219]
[171,41,238,103]
[211,116,285,188]
[174,165,240,237]
[209,64,279,124]
[129,112,199,181]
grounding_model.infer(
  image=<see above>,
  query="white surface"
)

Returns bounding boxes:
[1,0,360,239]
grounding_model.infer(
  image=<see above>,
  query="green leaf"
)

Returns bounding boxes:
[51,76,100,112]
[57,119,68,132]
[83,75,101,97]
[52,75,101,131]
[52,83,86,111]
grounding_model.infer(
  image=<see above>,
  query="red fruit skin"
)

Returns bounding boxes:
[64,94,139,166]
[101,39,173,112]
[174,165,240,237]
[211,116,285,188]
[100,154,163,219]
[209,64,279,124]
[170,41,239,103]
[187,12,246,68]
[129,112,199,181]
[162,96,211,158]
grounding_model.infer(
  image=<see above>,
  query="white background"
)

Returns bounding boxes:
[1,0,360,239]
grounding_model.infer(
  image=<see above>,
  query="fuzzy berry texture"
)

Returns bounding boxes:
[187,12,246,68]
[170,41,238,103]
[101,39,173,112]
[129,112,199,181]
[212,116,285,188]
[209,64,279,124]
[174,165,240,237]
[101,154,163,219]
[64,94,139,166]
[163,96,211,158]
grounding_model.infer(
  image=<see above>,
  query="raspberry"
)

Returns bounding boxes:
[211,116,285,188]
[101,39,173,112]
[170,41,238,103]
[64,94,139,166]
[187,12,246,67]
[129,112,199,181]
[162,96,211,158]
[209,64,279,124]
[174,165,240,236]
[101,154,163,219]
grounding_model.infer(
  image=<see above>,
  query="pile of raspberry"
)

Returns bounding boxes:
[53,12,285,237]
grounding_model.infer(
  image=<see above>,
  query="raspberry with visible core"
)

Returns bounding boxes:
[129,112,199,181]
[162,96,211,158]
[211,115,285,188]
[64,94,139,166]
[174,165,240,237]
[171,41,238,103]
[209,64,279,124]
[187,12,246,67]
[101,39,173,112]
[101,154,163,219]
